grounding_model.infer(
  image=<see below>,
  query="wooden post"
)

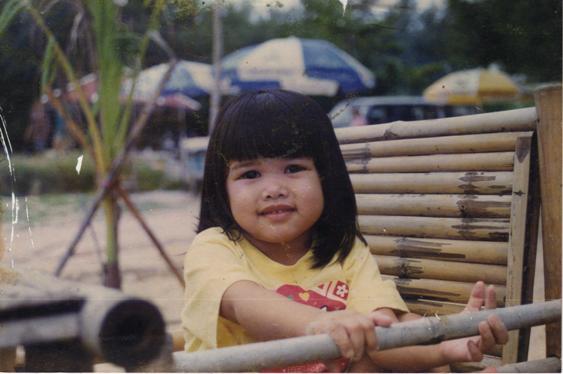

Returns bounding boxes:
[208,2,223,133]
[534,84,562,359]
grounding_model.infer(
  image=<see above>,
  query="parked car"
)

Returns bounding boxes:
[328,96,479,128]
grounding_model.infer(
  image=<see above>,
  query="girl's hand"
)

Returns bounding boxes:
[305,310,393,368]
[439,281,509,363]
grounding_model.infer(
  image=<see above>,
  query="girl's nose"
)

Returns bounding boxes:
[262,180,288,200]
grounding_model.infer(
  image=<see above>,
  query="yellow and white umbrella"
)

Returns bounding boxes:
[423,67,520,105]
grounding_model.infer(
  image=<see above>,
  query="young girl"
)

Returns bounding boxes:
[181,89,508,372]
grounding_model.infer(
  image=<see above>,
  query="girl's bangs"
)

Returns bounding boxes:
[221,95,315,161]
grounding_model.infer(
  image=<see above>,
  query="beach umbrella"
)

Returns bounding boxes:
[221,36,375,96]
[423,67,520,105]
[47,69,203,111]
[123,60,216,100]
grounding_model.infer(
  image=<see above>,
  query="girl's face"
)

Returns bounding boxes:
[226,157,324,257]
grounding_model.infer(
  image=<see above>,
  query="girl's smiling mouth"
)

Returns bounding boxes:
[259,204,296,219]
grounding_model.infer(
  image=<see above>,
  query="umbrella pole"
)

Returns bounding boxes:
[208,2,223,134]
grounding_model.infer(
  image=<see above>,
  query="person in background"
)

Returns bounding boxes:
[24,100,52,152]
[350,106,367,126]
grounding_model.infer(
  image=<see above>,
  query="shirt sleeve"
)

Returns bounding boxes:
[344,239,409,315]
[181,228,259,350]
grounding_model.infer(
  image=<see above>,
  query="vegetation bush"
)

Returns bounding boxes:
[0,151,187,196]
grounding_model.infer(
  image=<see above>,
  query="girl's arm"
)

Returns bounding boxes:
[220,279,393,363]
[350,282,509,372]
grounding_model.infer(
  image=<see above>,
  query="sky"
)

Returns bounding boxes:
[227,0,446,17]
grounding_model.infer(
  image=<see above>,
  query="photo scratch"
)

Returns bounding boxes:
[76,154,84,174]
[0,107,18,268]
[24,197,35,250]
[338,0,348,14]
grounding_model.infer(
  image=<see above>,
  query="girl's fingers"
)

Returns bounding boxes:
[368,310,394,326]
[478,320,495,352]
[364,323,379,358]
[329,325,354,360]
[465,281,486,312]
[485,285,497,309]
[347,324,365,361]
[488,315,509,344]
[468,339,484,362]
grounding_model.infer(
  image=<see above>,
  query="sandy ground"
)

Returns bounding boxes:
[1,190,547,369]
[1,191,199,333]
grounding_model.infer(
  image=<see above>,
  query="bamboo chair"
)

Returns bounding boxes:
[335,107,541,369]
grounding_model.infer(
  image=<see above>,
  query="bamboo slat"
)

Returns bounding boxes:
[359,215,510,241]
[356,194,511,218]
[405,299,465,316]
[534,84,562,359]
[340,131,532,159]
[351,172,513,195]
[503,137,534,364]
[366,235,508,265]
[346,152,514,173]
[335,107,537,144]
[383,276,506,305]
[374,255,507,284]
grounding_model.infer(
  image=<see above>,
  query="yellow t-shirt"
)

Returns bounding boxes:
[181,227,408,352]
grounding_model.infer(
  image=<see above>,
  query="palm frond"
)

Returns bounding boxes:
[40,37,57,91]
[0,0,26,36]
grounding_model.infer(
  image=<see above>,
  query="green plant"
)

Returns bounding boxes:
[0,0,179,288]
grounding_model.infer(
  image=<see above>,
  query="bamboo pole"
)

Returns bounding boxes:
[358,215,510,241]
[172,300,561,372]
[335,107,537,144]
[503,136,535,363]
[340,131,531,159]
[374,255,507,284]
[386,276,506,305]
[534,84,562,359]
[347,152,514,173]
[351,171,513,195]
[54,60,178,276]
[0,267,166,368]
[115,186,184,287]
[366,235,508,265]
[356,193,511,218]
[497,357,561,373]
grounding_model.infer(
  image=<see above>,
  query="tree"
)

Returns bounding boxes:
[445,0,562,82]
[0,0,173,288]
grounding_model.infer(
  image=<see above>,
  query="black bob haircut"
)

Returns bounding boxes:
[197,89,364,268]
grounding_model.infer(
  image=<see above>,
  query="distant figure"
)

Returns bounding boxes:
[24,100,52,152]
[350,107,367,126]
[52,108,74,151]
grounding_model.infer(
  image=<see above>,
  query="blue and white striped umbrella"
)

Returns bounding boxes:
[123,60,215,100]
[221,37,375,96]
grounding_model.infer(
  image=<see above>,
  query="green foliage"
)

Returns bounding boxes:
[0,0,561,155]
[1,152,96,195]
[445,0,562,81]
[0,152,186,195]
[0,0,25,35]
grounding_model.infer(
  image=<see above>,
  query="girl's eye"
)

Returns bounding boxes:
[285,164,305,174]
[239,170,260,179]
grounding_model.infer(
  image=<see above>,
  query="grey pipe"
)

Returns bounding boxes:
[173,299,561,372]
